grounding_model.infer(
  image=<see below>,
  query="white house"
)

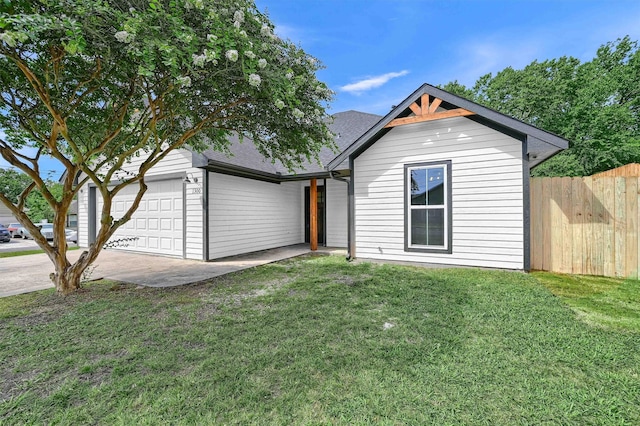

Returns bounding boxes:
[77,84,568,270]
[0,202,17,227]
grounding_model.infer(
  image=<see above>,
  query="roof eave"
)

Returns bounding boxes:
[326,83,570,171]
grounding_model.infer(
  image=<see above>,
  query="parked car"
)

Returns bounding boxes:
[66,229,78,244]
[0,225,11,242]
[7,222,22,238]
[36,223,54,240]
[23,224,77,243]
[18,226,32,239]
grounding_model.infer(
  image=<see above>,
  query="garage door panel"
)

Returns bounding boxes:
[148,237,159,249]
[97,179,183,256]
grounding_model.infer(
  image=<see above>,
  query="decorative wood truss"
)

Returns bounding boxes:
[384,94,475,128]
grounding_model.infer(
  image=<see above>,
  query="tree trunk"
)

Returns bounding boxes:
[50,265,84,295]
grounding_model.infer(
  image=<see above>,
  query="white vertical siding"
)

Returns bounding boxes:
[77,149,204,259]
[326,178,348,247]
[208,172,303,259]
[354,116,524,269]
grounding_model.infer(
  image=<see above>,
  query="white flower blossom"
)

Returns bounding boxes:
[177,76,192,87]
[192,53,206,67]
[245,50,256,59]
[260,24,271,37]
[225,49,239,62]
[257,58,267,69]
[234,10,245,23]
[129,7,136,13]
[275,99,285,110]
[207,34,217,42]
[248,73,261,87]
[115,30,134,43]
[239,30,247,37]
[193,0,204,9]
[285,72,294,79]
[233,20,241,29]
[292,108,304,119]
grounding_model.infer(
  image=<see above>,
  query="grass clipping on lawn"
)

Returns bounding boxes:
[1,254,639,424]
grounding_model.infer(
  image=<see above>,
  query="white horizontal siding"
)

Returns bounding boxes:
[354,116,524,270]
[77,184,90,248]
[116,149,193,177]
[77,149,204,260]
[208,172,303,259]
[326,179,348,247]
[184,168,204,260]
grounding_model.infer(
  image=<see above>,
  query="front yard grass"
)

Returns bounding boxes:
[0,246,79,258]
[532,271,640,333]
[1,255,639,424]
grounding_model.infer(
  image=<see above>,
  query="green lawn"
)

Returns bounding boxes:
[533,271,640,333]
[0,246,80,258]
[1,255,639,424]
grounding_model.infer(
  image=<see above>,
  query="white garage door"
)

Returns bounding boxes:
[98,179,183,256]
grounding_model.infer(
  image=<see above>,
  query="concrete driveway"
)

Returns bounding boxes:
[0,245,319,297]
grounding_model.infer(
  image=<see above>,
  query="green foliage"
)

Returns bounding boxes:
[443,37,640,177]
[0,167,61,223]
[25,181,63,223]
[0,0,333,169]
[0,167,31,204]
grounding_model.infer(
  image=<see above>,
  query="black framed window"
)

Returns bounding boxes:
[405,160,452,253]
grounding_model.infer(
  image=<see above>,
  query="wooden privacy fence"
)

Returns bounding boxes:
[530,176,639,278]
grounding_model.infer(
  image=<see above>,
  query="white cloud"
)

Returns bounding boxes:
[340,70,410,94]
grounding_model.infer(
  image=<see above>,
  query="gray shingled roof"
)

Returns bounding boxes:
[198,110,382,177]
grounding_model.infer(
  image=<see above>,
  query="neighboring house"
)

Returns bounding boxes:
[66,199,78,229]
[0,202,17,227]
[77,83,568,270]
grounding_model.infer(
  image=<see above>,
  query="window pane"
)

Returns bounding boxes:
[427,209,445,246]
[410,209,427,245]
[410,169,426,205]
[427,167,444,205]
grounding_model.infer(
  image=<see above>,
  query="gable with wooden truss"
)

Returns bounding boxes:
[384,94,475,128]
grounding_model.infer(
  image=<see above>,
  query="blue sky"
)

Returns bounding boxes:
[257,0,640,115]
[2,0,640,178]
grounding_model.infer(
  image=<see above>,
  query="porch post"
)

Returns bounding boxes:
[310,178,318,251]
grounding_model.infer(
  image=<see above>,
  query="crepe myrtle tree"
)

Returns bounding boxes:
[0,0,334,294]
